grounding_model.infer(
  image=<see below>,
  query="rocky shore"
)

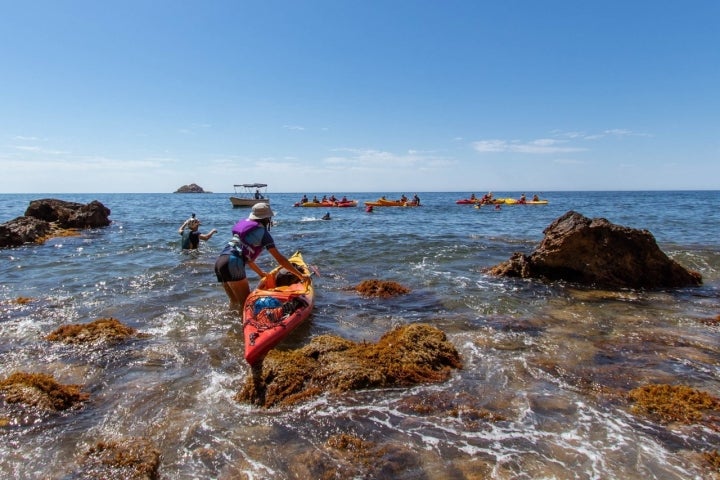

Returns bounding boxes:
[0,198,111,248]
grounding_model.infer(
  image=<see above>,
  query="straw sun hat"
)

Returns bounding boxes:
[249,203,274,220]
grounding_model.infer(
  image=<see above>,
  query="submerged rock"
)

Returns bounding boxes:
[46,317,139,344]
[75,437,161,480]
[237,323,462,408]
[488,210,702,289]
[0,372,89,411]
[292,433,422,479]
[0,198,111,248]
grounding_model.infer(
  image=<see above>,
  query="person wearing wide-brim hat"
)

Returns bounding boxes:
[214,203,310,310]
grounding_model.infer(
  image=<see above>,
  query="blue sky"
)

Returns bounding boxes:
[1,1,718,193]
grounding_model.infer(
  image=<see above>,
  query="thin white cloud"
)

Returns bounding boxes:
[283,125,305,131]
[179,123,211,135]
[552,158,587,165]
[13,135,42,141]
[13,145,68,155]
[325,147,448,170]
[472,139,585,154]
[552,129,652,140]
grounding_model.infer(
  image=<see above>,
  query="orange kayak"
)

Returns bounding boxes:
[243,251,314,365]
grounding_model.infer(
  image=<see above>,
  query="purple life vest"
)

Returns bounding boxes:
[231,219,265,261]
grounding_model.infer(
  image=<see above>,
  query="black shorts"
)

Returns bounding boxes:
[214,254,247,282]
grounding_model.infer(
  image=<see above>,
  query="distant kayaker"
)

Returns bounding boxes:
[214,203,310,311]
[532,194,539,201]
[178,214,217,250]
[518,193,527,204]
[321,212,331,220]
[413,193,421,206]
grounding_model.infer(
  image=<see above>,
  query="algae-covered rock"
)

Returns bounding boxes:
[237,323,462,408]
[0,372,89,411]
[46,317,139,344]
[355,279,411,298]
[628,383,720,424]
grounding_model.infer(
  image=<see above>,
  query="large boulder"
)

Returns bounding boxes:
[24,199,111,228]
[488,210,702,289]
[0,199,111,248]
[0,216,53,247]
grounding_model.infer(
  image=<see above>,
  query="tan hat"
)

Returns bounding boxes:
[249,203,274,220]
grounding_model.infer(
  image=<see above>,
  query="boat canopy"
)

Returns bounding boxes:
[234,183,267,189]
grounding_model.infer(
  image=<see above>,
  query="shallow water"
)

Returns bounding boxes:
[1,191,719,479]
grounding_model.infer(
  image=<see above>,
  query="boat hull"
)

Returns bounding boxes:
[243,251,314,365]
[230,197,270,208]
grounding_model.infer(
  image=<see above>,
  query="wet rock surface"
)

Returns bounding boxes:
[355,279,411,298]
[628,383,720,424]
[488,210,702,289]
[0,372,89,411]
[0,198,111,248]
[75,437,161,480]
[24,198,111,228]
[46,317,140,344]
[237,323,462,408]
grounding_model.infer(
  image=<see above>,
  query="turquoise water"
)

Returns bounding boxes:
[1,191,719,479]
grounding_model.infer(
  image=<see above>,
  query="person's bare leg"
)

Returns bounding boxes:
[224,279,250,311]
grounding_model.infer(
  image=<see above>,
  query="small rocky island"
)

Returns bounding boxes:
[174,183,209,193]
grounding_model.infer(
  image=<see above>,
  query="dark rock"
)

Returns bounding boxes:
[0,199,111,248]
[174,183,207,193]
[488,210,702,289]
[0,216,52,246]
[25,198,111,228]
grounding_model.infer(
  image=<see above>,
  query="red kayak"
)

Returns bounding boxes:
[243,251,315,366]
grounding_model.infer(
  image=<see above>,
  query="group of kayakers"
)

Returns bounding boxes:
[468,192,541,204]
[299,194,350,204]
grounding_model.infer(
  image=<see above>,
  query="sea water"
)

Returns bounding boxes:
[0,191,719,479]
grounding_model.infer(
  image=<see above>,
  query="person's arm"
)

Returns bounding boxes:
[178,221,188,234]
[245,258,267,278]
[198,229,218,241]
[267,247,311,283]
